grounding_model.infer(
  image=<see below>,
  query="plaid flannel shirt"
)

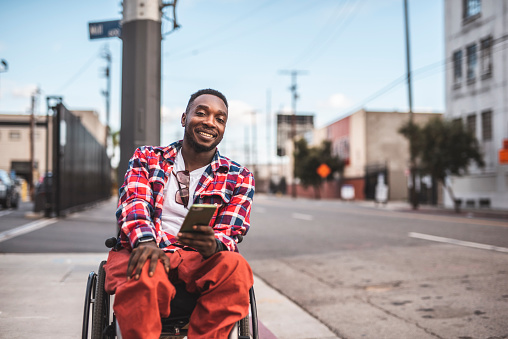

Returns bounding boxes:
[116,141,255,252]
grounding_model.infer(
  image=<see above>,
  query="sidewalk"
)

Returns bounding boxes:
[0,198,338,339]
[352,199,508,220]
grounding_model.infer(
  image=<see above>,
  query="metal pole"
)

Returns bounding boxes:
[251,110,257,176]
[266,89,272,191]
[279,70,307,198]
[29,89,39,199]
[403,0,418,209]
[119,0,162,188]
[102,45,112,149]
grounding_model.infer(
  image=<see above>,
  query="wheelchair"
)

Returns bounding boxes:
[82,237,259,339]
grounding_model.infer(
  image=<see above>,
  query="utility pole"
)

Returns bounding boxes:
[279,69,307,198]
[244,124,250,168]
[266,89,272,191]
[403,0,418,209]
[29,87,40,199]
[0,60,7,108]
[250,110,257,176]
[101,44,112,150]
[119,0,161,186]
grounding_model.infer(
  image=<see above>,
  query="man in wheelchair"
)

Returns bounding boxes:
[105,89,255,338]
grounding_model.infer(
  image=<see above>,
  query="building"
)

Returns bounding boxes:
[284,109,441,202]
[0,110,106,193]
[444,0,508,209]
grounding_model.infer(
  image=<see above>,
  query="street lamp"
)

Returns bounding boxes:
[0,59,7,72]
[0,59,8,103]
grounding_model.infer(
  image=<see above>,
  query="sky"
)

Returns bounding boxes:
[0,0,445,166]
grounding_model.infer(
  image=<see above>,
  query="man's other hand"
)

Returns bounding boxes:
[177,225,217,258]
[127,241,170,280]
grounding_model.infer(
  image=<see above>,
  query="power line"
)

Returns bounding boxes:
[55,51,99,93]
[292,0,364,68]
[166,0,318,61]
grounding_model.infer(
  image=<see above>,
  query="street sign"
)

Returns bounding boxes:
[317,163,331,178]
[499,139,508,164]
[89,20,122,40]
[500,150,508,164]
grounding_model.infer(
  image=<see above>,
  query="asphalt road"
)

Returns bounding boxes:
[1,196,508,338]
[243,195,508,339]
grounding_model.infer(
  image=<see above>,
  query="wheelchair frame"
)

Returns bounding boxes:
[82,258,259,339]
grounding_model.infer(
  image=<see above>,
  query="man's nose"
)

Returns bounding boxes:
[202,114,215,126]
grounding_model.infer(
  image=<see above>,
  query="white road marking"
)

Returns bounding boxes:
[409,232,508,253]
[291,213,314,221]
[0,218,58,243]
[0,210,13,217]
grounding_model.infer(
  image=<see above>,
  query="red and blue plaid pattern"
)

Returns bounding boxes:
[116,141,255,252]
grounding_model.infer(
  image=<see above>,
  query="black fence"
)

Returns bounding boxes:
[51,102,111,216]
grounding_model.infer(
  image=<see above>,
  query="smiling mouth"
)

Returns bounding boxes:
[198,131,216,139]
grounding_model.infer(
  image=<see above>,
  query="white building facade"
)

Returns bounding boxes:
[445,0,508,209]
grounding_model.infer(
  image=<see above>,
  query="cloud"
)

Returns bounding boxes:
[326,93,352,110]
[227,100,255,127]
[161,105,185,123]
[11,84,39,98]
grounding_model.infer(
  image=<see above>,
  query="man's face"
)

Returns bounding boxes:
[181,94,228,153]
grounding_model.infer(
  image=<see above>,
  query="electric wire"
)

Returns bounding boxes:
[290,0,353,67]
[55,51,99,93]
[166,0,319,61]
[292,0,365,68]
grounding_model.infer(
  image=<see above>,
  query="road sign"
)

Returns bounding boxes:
[500,139,508,164]
[317,163,331,178]
[500,150,508,164]
[89,20,122,40]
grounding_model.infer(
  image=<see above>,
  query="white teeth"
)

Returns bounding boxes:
[199,132,214,138]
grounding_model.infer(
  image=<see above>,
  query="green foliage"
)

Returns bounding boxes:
[399,117,484,183]
[293,138,344,192]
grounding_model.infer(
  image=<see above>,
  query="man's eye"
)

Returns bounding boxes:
[217,118,225,124]
[196,111,205,116]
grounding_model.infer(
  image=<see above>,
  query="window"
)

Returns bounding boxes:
[9,130,21,140]
[466,114,477,136]
[480,36,493,78]
[452,118,463,127]
[453,50,463,85]
[466,44,477,82]
[481,110,492,141]
[463,0,481,20]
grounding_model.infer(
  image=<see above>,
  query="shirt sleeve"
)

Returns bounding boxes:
[213,168,255,252]
[116,147,157,250]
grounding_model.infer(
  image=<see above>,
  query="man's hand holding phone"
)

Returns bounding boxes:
[177,225,217,258]
[176,204,219,258]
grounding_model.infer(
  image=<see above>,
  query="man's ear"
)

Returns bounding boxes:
[181,112,186,127]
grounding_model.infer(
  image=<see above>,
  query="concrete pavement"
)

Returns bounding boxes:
[0,197,338,339]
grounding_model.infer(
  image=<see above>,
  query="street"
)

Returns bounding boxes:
[1,196,508,338]
[244,195,508,338]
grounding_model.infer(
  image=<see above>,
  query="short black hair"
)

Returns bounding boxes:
[185,89,228,113]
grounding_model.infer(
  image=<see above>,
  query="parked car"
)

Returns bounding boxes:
[0,169,19,209]
[34,173,52,213]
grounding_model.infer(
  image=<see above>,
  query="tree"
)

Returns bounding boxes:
[293,138,344,199]
[399,116,485,212]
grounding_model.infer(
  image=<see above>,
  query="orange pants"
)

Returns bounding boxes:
[104,248,253,339]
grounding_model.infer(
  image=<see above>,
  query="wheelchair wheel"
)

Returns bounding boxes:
[91,260,110,339]
[239,315,250,338]
[82,271,97,339]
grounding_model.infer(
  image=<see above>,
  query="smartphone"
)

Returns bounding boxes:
[179,204,218,233]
